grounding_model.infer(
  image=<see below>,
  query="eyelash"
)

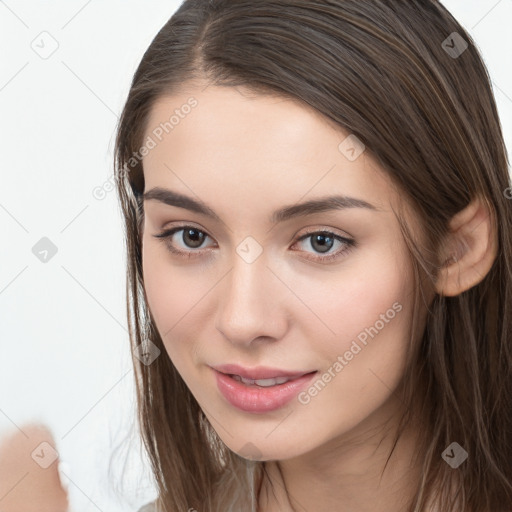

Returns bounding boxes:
[152,224,356,263]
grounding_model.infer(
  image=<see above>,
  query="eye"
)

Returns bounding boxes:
[291,229,355,263]
[153,225,215,258]
[152,225,356,263]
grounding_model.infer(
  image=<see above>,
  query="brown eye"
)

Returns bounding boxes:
[153,226,214,258]
[181,228,206,249]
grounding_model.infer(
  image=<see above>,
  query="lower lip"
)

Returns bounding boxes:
[213,369,317,413]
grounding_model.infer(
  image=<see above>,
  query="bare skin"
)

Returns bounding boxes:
[257,401,424,511]
[140,83,496,511]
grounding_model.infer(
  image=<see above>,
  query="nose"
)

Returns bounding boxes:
[214,252,289,348]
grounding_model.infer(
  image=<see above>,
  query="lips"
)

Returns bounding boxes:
[213,368,318,413]
[211,363,314,381]
[231,374,299,387]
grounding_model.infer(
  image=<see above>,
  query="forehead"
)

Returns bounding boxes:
[141,85,396,215]
[144,85,346,156]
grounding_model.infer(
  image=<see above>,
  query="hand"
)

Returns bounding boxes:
[0,423,69,512]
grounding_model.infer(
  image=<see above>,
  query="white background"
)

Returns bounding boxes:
[0,1,511,511]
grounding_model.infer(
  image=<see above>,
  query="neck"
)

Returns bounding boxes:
[257,398,424,512]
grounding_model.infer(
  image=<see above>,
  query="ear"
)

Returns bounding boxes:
[435,195,498,297]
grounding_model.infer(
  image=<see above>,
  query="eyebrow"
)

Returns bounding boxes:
[143,187,379,224]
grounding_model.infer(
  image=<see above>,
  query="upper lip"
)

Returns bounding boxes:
[211,364,316,380]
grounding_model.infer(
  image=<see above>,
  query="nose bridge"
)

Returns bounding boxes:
[215,248,286,344]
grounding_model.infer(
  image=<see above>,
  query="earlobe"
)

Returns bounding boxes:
[435,196,498,297]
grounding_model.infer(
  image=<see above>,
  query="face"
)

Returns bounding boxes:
[140,84,418,461]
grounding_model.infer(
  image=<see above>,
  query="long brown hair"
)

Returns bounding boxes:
[113,1,512,510]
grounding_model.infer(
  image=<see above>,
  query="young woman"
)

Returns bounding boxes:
[111,1,512,511]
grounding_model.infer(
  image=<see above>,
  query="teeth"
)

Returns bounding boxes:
[231,375,291,387]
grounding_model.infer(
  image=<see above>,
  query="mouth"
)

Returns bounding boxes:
[212,367,319,413]
[226,372,313,387]
[211,363,316,382]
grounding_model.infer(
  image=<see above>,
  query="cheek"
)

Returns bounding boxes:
[296,243,415,421]
[142,241,192,364]
[289,237,412,359]
[141,238,219,375]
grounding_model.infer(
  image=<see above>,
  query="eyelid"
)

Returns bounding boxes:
[296,225,354,240]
